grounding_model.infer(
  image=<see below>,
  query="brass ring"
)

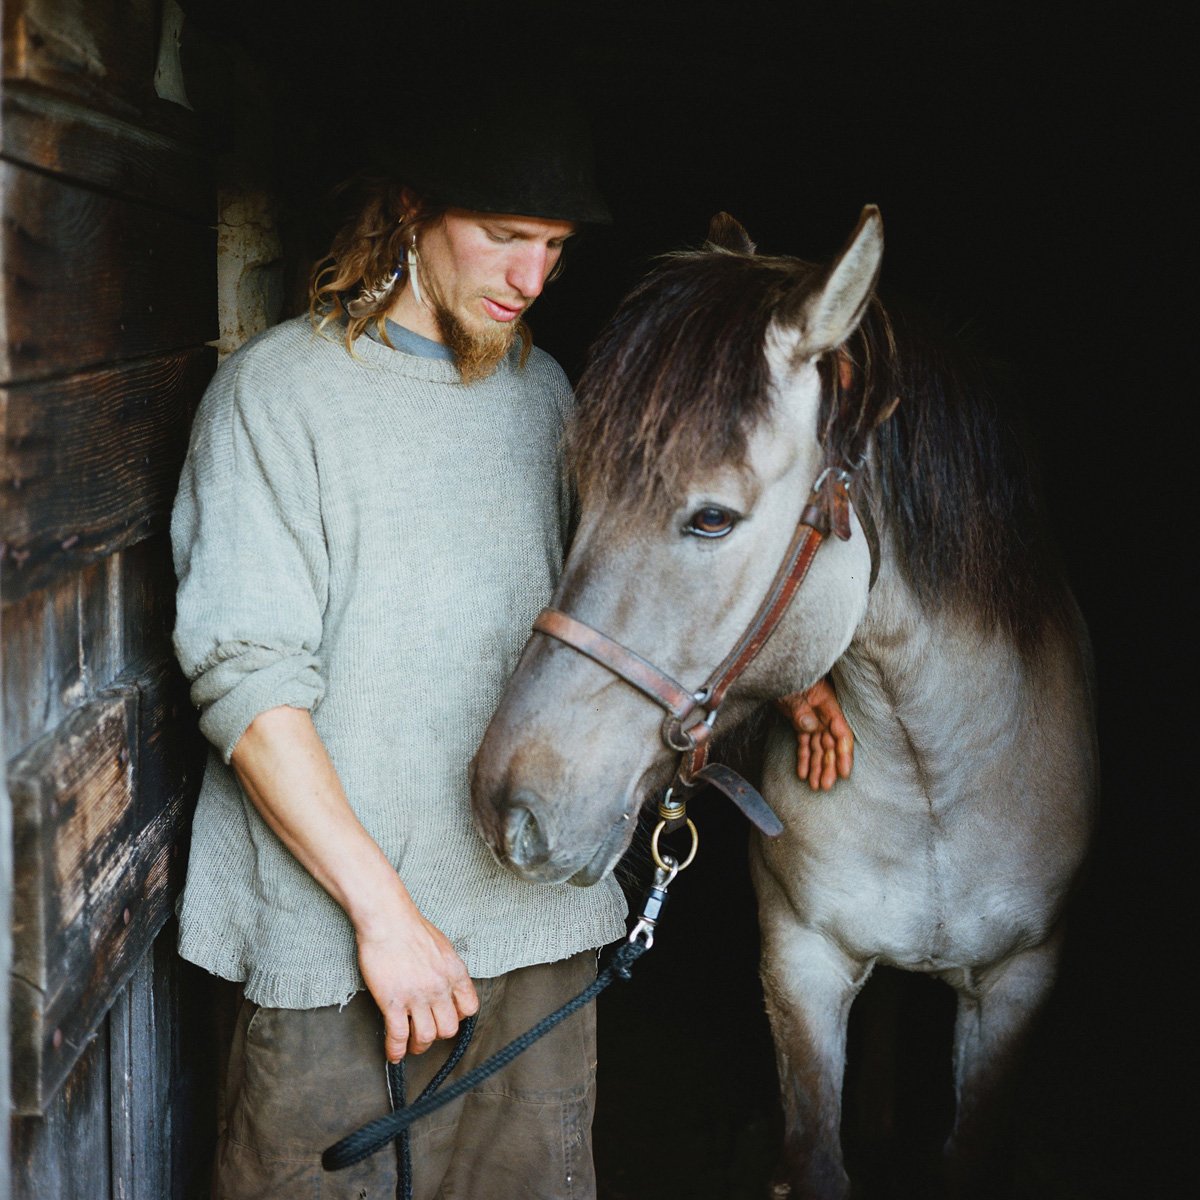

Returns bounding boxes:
[651,818,699,872]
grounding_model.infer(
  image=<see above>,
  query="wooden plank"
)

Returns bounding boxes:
[7,667,196,1114]
[144,945,174,1200]
[118,535,177,675]
[110,928,224,1200]
[109,954,169,1200]
[1,727,13,1200]
[0,348,215,601]
[1,84,213,221]
[0,163,216,384]
[0,571,83,759]
[3,0,168,124]
[17,539,184,757]
[128,657,205,833]
[107,977,135,1200]
[78,553,124,696]
[10,1014,112,1200]
[165,935,229,1200]
[9,691,137,1003]
[0,552,141,756]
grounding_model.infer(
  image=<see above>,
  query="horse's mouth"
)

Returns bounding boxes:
[478,801,634,887]
[567,809,635,887]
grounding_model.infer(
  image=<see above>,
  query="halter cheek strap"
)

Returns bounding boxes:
[532,465,874,838]
[532,610,699,723]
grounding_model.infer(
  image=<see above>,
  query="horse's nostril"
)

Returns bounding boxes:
[502,799,550,868]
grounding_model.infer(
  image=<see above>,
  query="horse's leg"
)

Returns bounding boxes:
[758,912,870,1200]
[945,933,1062,1199]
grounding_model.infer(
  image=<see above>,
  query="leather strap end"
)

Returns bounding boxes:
[693,763,785,837]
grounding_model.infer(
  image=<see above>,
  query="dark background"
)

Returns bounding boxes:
[189,1,1189,1195]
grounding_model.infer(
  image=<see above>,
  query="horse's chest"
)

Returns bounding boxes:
[763,787,1060,969]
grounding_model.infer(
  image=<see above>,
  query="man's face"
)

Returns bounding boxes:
[415,209,576,382]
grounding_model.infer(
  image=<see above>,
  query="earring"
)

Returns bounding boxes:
[406,232,427,309]
[346,266,401,318]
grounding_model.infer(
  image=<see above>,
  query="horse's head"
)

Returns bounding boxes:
[472,208,884,885]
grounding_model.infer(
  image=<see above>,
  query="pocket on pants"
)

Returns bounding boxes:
[227,998,392,1161]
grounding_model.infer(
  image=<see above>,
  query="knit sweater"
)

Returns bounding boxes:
[171,316,627,1008]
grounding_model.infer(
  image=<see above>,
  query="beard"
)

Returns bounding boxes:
[433,297,522,385]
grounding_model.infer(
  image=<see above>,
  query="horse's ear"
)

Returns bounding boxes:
[706,212,756,255]
[784,206,883,357]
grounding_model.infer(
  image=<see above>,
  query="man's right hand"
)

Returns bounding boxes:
[230,706,479,1062]
[356,904,479,1061]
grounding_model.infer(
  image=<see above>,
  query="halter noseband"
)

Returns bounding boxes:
[533,462,876,842]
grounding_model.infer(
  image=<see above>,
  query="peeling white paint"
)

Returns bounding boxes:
[213,190,285,359]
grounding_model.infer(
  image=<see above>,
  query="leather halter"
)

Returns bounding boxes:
[533,464,875,838]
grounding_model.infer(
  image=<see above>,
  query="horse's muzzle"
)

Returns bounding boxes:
[480,782,634,887]
[501,793,552,873]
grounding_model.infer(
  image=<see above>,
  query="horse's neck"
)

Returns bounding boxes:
[834,557,1029,792]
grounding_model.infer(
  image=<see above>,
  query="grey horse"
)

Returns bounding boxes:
[471,208,1096,1198]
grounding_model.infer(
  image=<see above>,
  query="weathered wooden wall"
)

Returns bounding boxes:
[2,3,221,1195]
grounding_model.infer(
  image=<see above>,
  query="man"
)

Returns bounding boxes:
[172,101,852,1199]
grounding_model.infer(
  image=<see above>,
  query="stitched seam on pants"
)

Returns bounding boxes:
[217,1136,324,1200]
[562,1096,581,1200]
[224,1133,324,1165]
[471,1079,593,1103]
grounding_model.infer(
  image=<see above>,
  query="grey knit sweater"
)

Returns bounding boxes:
[172,316,627,1008]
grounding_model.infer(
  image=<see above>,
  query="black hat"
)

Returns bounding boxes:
[386,88,612,226]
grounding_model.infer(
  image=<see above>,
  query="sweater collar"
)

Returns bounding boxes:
[312,317,526,385]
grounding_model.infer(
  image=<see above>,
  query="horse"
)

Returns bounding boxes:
[470,207,1096,1198]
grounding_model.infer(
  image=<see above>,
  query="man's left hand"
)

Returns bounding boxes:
[775,676,854,791]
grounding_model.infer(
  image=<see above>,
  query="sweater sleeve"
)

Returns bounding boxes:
[171,352,329,762]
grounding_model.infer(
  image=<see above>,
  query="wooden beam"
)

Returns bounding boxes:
[8,690,136,1113]
[7,660,202,1114]
[109,954,170,1200]
[1,84,213,221]
[0,348,214,602]
[130,660,204,833]
[119,535,180,676]
[0,571,82,760]
[0,163,216,385]
[9,1016,112,1198]
[3,0,173,126]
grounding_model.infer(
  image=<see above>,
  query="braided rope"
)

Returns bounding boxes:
[322,940,648,1175]
[387,1013,477,1200]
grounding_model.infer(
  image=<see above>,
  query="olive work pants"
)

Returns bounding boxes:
[214,950,599,1200]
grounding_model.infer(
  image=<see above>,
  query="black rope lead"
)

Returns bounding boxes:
[386,1013,478,1200]
[322,938,649,1176]
[324,851,682,1195]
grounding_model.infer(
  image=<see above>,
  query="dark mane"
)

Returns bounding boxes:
[570,250,822,505]
[569,248,1071,654]
[848,301,1072,654]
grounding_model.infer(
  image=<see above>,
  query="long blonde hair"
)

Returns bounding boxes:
[308,177,444,352]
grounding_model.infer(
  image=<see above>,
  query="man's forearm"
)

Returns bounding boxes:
[228,704,479,1059]
[229,704,416,936]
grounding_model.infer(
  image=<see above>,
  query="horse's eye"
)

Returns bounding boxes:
[684,506,738,539]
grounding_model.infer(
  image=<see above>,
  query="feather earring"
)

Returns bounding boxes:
[407,234,427,309]
[345,267,400,318]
